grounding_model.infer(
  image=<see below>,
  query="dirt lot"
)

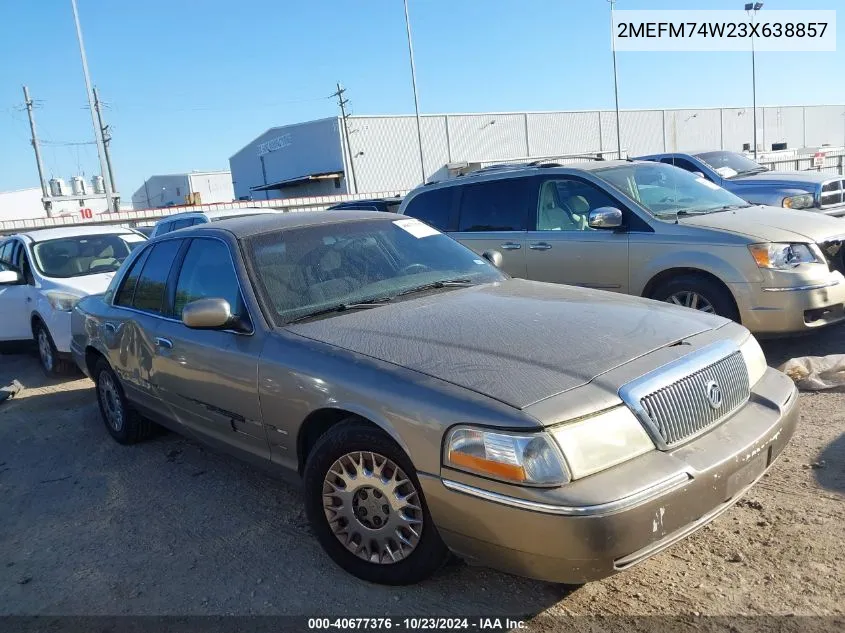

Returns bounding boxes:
[0,329,842,625]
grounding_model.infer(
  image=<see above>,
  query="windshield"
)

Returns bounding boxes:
[694,151,767,179]
[33,233,146,278]
[246,218,506,324]
[595,162,751,219]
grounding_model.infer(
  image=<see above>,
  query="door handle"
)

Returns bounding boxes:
[155,337,173,350]
[529,242,552,251]
[500,242,522,250]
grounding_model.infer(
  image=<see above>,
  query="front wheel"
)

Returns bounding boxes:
[651,274,739,322]
[303,420,450,585]
[34,321,73,375]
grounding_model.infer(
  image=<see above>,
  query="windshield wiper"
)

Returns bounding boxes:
[732,167,769,177]
[396,277,475,297]
[675,203,753,217]
[286,296,393,324]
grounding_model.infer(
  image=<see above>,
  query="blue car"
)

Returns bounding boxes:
[637,150,845,217]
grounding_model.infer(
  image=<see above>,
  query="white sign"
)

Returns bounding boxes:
[393,218,440,239]
[257,133,293,157]
[613,10,836,52]
[814,152,826,168]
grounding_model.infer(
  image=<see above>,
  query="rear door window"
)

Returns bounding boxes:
[131,240,182,314]
[457,178,530,232]
[402,188,453,231]
[114,247,152,307]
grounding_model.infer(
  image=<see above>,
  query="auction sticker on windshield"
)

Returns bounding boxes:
[394,218,440,238]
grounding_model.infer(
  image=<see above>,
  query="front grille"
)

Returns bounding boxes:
[639,352,750,446]
[820,179,845,209]
[819,239,845,276]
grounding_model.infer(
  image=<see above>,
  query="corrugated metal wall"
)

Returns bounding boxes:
[229,105,845,196]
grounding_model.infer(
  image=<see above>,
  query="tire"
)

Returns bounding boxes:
[650,274,739,322]
[34,321,74,375]
[303,420,450,585]
[93,358,153,445]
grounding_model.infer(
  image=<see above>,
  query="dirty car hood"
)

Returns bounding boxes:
[680,205,845,242]
[286,279,724,410]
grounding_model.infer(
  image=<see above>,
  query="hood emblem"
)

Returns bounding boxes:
[704,380,723,410]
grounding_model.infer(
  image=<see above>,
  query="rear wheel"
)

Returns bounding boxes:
[303,420,450,585]
[651,274,739,322]
[94,358,153,444]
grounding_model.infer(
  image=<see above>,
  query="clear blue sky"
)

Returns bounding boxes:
[1,0,842,197]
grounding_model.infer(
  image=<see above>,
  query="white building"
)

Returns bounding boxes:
[229,104,845,200]
[0,186,111,222]
[130,170,235,209]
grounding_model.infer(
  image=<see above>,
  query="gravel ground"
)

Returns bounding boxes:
[0,328,842,626]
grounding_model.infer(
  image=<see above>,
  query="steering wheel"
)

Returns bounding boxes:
[399,263,431,276]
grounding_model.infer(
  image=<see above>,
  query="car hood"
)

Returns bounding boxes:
[729,170,832,188]
[286,279,724,410]
[46,271,116,296]
[679,205,845,242]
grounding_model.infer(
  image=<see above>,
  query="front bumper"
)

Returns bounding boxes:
[730,275,845,334]
[421,368,798,584]
[42,309,73,354]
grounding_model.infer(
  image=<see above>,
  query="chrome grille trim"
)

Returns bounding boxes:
[820,179,845,209]
[619,341,750,450]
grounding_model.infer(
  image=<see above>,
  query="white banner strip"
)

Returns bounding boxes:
[613,10,836,52]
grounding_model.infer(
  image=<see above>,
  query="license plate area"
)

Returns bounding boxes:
[725,447,770,501]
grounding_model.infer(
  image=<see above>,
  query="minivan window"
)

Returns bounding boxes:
[402,188,452,231]
[458,179,529,232]
[173,239,245,319]
[595,163,751,219]
[536,178,618,231]
[132,240,182,314]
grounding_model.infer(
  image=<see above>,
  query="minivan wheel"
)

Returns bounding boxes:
[34,321,73,375]
[651,275,739,322]
[303,420,450,585]
[93,358,153,444]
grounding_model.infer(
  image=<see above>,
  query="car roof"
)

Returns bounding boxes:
[179,210,403,239]
[10,224,136,243]
[152,207,277,225]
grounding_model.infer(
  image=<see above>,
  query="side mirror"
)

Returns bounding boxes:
[182,298,234,330]
[692,171,706,179]
[588,207,623,229]
[482,249,503,268]
[0,269,22,285]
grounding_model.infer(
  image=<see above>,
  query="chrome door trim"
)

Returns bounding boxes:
[500,242,522,250]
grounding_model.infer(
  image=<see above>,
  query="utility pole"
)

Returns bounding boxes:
[333,82,358,194]
[403,0,426,183]
[609,0,622,159]
[70,0,116,212]
[745,2,763,159]
[22,86,50,215]
[93,86,116,197]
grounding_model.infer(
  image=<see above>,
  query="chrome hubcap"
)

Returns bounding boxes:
[98,372,124,432]
[666,291,715,314]
[37,329,53,371]
[322,451,423,565]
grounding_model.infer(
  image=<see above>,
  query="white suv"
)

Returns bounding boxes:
[0,226,146,373]
[148,208,279,238]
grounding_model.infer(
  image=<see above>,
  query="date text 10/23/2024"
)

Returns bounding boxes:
[307,618,527,631]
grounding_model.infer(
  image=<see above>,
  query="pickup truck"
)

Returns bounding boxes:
[637,150,845,217]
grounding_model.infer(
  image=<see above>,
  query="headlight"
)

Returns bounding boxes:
[748,243,819,269]
[444,427,568,486]
[550,407,654,480]
[44,291,83,312]
[739,333,767,387]
[782,194,815,210]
